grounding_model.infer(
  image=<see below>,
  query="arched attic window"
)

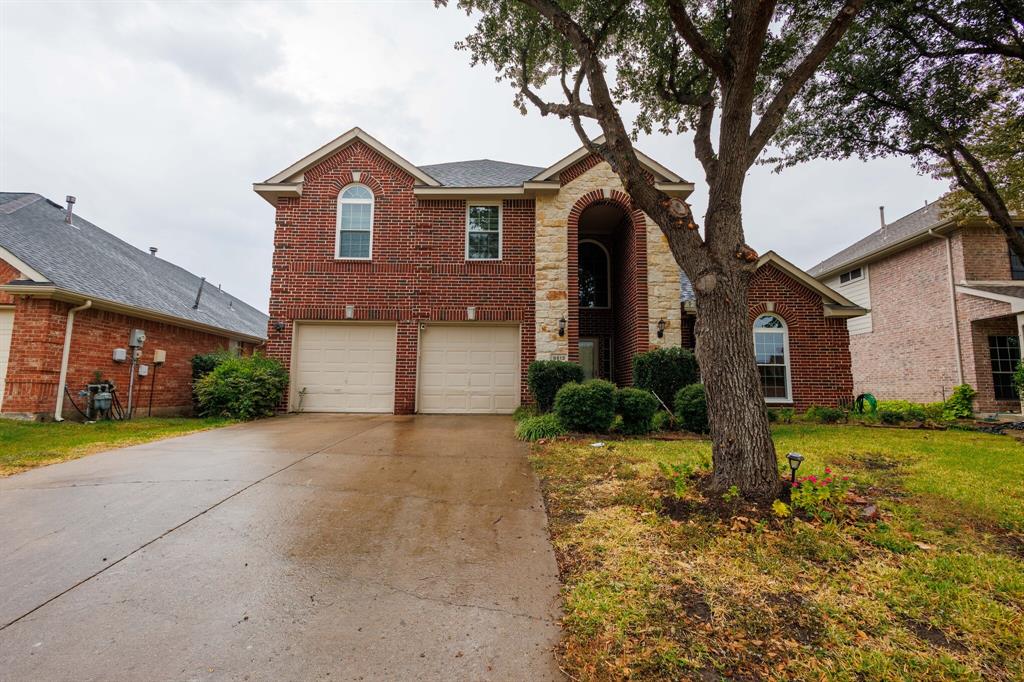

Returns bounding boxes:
[578,240,610,308]
[753,314,792,402]
[336,184,374,259]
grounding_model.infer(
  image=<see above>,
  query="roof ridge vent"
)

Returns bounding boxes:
[64,195,77,227]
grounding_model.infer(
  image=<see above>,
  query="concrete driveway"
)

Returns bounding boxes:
[0,415,563,681]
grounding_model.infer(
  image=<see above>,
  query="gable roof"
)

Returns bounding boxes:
[418,159,544,187]
[531,134,686,184]
[681,250,865,318]
[808,202,947,278]
[0,193,268,341]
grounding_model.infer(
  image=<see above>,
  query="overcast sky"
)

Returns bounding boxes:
[0,1,947,312]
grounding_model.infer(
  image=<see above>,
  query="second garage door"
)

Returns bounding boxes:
[292,323,396,413]
[418,324,520,414]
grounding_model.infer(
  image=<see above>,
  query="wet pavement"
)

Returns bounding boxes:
[0,414,563,681]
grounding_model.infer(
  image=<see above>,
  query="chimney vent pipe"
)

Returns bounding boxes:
[149,247,158,256]
[879,206,886,229]
[64,195,76,225]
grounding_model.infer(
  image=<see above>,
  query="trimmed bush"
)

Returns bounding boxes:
[515,413,566,441]
[615,387,659,435]
[651,410,676,432]
[945,384,977,419]
[554,380,617,433]
[674,383,708,434]
[633,347,699,406]
[191,350,234,381]
[805,404,845,424]
[194,354,288,420]
[527,360,584,412]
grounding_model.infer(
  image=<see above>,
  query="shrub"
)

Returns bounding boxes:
[790,467,852,521]
[193,354,289,420]
[615,387,659,435]
[877,408,903,425]
[1016,362,1024,399]
[876,400,930,423]
[554,380,617,433]
[766,409,778,423]
[515,413,566,441]
[632,347,699,407]
[651,410,677,432]
[191,350,234,381]
[512,404,539,422]
[527,360,584,412]
[805,405,845,424]
[945,384,977,419]
[674,384,708,434]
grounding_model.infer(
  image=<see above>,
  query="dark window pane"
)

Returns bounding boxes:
[1012,229,1024,280]
[579,242,609,308]
[989,335,1021,401]
[468,231,499,259]
[759,365,788,398]
[338,230,370,258]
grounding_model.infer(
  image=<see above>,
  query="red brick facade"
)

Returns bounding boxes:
[264,140,536,413]
[2,294,253,419]
[682,262,855,411]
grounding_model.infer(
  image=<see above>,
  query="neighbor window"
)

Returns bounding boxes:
[753,314,791,402]
[839,267,863,285]
[579,240,610,308]
[1010,229,1024,280]
[466,204,501,260]
[337,184,374,259]
[989,335,1021,401]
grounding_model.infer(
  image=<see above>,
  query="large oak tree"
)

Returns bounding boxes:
[439,0,864,500]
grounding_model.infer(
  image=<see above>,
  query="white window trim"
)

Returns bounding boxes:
[336,183,374,261]
[578,238,612,310]
[465,202,503,261]
[753,313,793,404]
[839,266,864,286]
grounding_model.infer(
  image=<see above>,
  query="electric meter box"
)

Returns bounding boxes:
[138,364,149,377]
[153,349,167,365]
[129,329,147,347]
[112,348,127,362]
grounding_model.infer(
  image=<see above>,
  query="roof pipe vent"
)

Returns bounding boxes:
[64,195,76,225]
[879,205,886,229]
[193,277,206,310]
[149,247,158,256]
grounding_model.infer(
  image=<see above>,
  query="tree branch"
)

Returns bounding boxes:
[748,0,866,162]
[664,0,729,83]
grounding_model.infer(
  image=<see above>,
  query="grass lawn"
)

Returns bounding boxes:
[0,417,233,476]
[532,424,1024,681]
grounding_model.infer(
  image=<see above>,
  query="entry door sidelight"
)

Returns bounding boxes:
[579,338,598,380]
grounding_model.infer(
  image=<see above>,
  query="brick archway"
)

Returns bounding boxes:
[567,190,649,385]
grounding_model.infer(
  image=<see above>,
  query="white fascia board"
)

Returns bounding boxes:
[0,246,46,282]
[252,182,302,206]
[956,285,1024,312]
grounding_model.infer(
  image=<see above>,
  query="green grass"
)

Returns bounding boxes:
[0,417,233,475]
[531,424,1024,681]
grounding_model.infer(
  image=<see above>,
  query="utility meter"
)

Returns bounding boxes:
[129,329,147,347]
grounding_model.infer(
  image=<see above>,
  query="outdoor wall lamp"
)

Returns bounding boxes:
[273,320,286,332]
[657,319,667,338]
[786,452,805,484]
[558,316,566,337]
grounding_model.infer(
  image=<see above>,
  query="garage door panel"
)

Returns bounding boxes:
[292,323,396,413]
[418,325,520,414]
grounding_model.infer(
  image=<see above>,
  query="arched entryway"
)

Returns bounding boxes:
[567,191,649,385]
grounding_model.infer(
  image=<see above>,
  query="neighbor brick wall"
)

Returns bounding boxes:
[957,225,1014,281]
[264,140,536,413]
[0,260,20,305]
[2,297,248,419]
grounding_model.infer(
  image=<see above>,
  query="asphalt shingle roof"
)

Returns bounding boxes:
[418,159,544,187]
[0,193,267,339]
[969,284,1024,300]
[808,202,945,277]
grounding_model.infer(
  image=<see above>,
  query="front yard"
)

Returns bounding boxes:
[533,425,1024,680]
[0,417,233,476]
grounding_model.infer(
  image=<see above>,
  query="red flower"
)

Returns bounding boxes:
[825,467,832,474]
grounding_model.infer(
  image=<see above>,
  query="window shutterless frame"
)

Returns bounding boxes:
[336,183,374,260]
[465,202,502,261]
[578,239,611,309]
[839,267,863,285]
[753,313,792,403]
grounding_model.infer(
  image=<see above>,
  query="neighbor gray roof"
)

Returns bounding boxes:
[418,159,545,187]
[968,284,1024,300]
[0,193,267,339]
[808,202,945,278]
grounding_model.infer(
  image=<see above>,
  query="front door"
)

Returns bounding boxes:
[579,338,598,380]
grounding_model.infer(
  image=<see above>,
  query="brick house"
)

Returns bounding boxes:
[256,127,862,414]
[810,201,1024,414]
[0,193,267,420]
[680,252,866,411]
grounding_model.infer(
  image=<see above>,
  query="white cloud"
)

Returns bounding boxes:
[0,1,947,311]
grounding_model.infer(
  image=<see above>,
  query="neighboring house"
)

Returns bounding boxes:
[0,193,267,420]
[810,201,1024,414]
[679,252,866,411]
[255,127,861,415]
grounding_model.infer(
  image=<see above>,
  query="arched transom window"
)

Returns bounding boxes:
[753,314,791,402]
[337,184,373,259]
[578,240,610,308]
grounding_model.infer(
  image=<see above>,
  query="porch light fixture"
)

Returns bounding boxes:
[558,316,566,337]
[273,320,286,332]
[657,319,667,338]
[786,452,805,484]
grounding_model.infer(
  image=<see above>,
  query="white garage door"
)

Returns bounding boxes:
[292,323,396,413]
[0,308,12,410]
[418,324,520,414]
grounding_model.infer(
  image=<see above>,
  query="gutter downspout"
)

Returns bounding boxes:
[54,300,92,422]
[929,229,964,386]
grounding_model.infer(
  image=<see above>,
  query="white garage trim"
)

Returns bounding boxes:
[290,321,397,413]
[416,323,521,414]
[0,306,13,411]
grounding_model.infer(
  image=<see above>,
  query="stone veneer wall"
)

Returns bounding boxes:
[533,158,681,363]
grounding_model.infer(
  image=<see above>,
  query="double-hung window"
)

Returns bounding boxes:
[753,314,792,402]
[989,335,1021,401]
[337,184,373,259]
[466,204,501,260]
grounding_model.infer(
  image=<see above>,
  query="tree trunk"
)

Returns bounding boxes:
[692,215,780,502]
